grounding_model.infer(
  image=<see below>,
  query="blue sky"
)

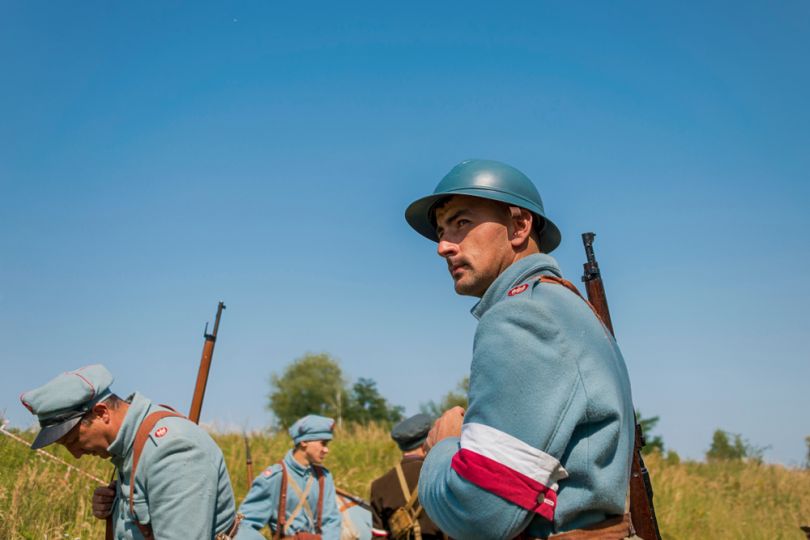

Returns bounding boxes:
[1,2,808,465]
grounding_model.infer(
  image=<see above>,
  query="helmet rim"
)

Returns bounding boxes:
[405,164,561,253]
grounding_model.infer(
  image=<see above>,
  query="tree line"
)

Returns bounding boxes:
[268,353,809,466]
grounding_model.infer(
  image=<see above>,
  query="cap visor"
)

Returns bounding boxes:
[31,416,81,449]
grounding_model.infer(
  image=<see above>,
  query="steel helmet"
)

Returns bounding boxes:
[405,159,561,253]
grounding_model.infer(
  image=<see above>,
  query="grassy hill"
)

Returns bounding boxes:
[1,424,808,539]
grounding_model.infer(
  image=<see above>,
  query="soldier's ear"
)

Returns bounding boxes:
[90,402,110,423]
[508,207,533,246]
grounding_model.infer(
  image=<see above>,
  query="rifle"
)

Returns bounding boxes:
[581,233,662,540]
[189,301,226,424]
[335,487,372,512]
[244,431,255,490]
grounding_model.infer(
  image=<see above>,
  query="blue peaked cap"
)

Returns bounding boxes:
[391,413,433,451]
[20,364,114,449]
[289,414,335,445]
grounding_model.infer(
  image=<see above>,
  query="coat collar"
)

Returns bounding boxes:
[283,448,316,476]
[471,253,562,320]
[108,392,151,467]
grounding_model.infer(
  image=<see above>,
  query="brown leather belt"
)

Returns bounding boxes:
[520,514,633,540]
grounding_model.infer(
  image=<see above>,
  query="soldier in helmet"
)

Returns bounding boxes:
[19,364,239,539]
[404,160,636,540]
[369,413,445,539]
[236,414,342,539]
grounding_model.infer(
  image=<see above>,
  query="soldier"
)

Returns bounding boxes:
[236,414,342,539]
[404,160,636,539]
[370,414,445,540]
[19,364,239,539]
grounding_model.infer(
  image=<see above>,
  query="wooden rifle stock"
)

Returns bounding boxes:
[244,432,255,490]
[189,301,226,424]
[581,233,662,540]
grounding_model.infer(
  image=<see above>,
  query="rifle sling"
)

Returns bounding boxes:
[128,409,186,538]
[394,462,422,518]
[276,460,325,538]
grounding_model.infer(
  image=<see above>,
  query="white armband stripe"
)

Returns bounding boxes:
[460,422,568,486]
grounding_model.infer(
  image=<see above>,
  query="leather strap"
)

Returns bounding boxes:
[314,466,325,534]
[129,409,185,538]
[394,462,422,518]
[517,514,632,540]
[276,461,325,536]
[537,275,606,329]
[337,494,358,513]
[276,461,289,540]
[549,514,632,540]
[394,463,410,501]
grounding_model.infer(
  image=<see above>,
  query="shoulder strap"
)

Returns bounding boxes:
[314,465,325,534]
[538,275,610,334]
[286,474,315,525]
[276,461,288,540]
[394,462,411,502]
[128,409,185,538]
[394,462,422,516]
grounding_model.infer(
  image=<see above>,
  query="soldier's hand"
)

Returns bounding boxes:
[426,406,465,451]
[92,484,117,519]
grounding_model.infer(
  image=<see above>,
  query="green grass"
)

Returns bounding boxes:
[2,426,809,539]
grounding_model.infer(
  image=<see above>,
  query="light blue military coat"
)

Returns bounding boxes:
[108,393,236,539]
[236,449,342,540]
[419,254,634,540]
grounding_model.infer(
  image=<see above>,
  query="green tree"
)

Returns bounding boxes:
[268,353,347,429]
[421,376,469,418]
[636,410,665,455]
[706,429,768,463]
[345,378,404,426]
[706,429,747,461]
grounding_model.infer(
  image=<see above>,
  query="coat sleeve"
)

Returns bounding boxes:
[319,472,343,540]
[140,432,223,540]
[235,466,282,539]
[419,296,581,540]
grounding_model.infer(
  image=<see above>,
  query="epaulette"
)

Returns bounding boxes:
[259,463,283,480]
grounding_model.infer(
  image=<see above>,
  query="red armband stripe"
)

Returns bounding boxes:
[451,448,557,521]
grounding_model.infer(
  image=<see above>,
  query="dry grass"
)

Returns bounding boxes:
[2,427,809,539]
[647,452,810,539]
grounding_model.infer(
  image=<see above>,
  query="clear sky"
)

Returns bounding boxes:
[1,2,808,465]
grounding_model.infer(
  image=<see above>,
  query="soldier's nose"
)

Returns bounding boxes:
[437,239,457,258]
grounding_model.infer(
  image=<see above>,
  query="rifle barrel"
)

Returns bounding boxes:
[189,302,226,424]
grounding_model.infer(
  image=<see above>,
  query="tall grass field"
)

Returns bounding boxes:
[1,424,808,539]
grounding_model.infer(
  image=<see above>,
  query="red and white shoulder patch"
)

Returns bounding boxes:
[262,469,273,477]
[508,284,529,296]
[154,426,168,438]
